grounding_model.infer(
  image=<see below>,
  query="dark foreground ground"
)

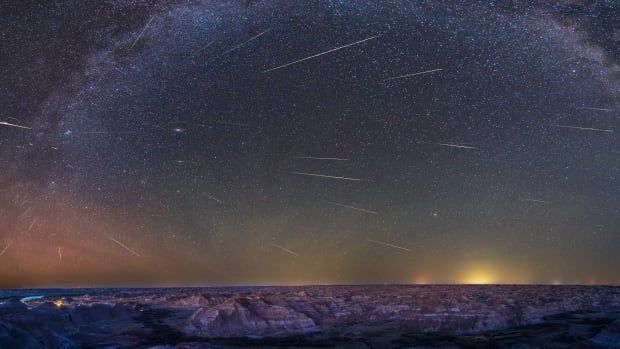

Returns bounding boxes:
[1,285,620,348]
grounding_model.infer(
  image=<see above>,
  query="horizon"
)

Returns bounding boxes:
[5,281,620,291]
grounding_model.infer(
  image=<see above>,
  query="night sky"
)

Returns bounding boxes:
[0,0,618,288]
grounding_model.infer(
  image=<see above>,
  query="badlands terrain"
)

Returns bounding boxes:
[1,285,620,348]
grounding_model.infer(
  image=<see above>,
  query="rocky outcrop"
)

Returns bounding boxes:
[0,313,77,349]
[2,286,620,347]
[171,293,230,307]
[69,303,135,324]
[591,319,620,348]
[0,320,47,349]
[184,297,318,337]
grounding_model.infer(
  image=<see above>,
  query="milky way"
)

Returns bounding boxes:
[0,1,618,287]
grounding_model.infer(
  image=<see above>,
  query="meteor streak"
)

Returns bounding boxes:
[212,120,249,127]
[263,35,381,73]
[130,15,155,50]
[577,107,612,112]
[0,239,13,257]
[436,143,477,149]
[383,68,443,81]
[522,198,552,204]
[19,207,31,219]
[191,40,216,57]
[192,120,249,128]
[208,30,269,63]
[329,202,378,215]
[0,121,31,129]
[271,243,299,257]
[63,160,75,169]
[552,124,613,133]
[104,234,140,257]
[291,171,361,181]
[367,239,411,252]
[29,218,37,231]
[292,156,349,161]
[203,192,224,204]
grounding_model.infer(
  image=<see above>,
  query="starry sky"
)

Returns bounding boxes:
[0,0,618,288]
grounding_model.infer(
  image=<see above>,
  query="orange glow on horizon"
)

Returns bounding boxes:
[411,275,432,285]
[461,264,498,285]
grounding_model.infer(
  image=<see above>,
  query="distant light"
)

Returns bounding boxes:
[466,275,494,285]
[53,299,64,308]
[412,275,430,285]
[461,265,497,285]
